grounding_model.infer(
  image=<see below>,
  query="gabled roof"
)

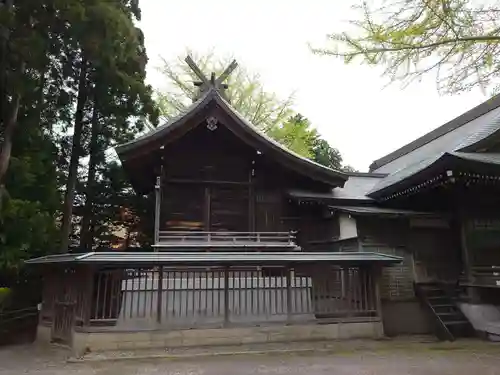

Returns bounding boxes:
[369,95,500,172]
[116,89,347,188]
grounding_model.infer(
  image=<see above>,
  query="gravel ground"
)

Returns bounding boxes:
[2,341,500,375]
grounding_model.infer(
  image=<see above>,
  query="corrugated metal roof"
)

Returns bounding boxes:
[25,251,402,265]
[23,253,93,264]
[329,205,438,217]
[370,95,500,172]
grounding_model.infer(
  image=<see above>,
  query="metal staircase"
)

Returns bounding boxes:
[415,282,473,341]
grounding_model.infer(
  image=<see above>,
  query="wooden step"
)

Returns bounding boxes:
[444,320,469,326]
[428,296,450,301]
[433,304,454,308]
[437,312,460,317]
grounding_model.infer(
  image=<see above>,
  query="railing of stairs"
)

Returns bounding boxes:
[414,282,456,341]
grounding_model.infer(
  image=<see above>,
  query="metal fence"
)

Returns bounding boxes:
[90,266,377,330]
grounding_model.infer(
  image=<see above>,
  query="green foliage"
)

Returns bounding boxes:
[0,123,59,274]
[156,51,350,167]
[267,114,318,158]
[156,50,294,132]
[0,0,158,274]
[313,0,500,94]
[0,288,11,310]
[311,138,343,170]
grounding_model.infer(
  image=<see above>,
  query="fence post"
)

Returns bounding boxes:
[373,265,383,320]
[154,176,161,248]
[286,266,292,324]
[224,266,230,327]
[157,266,163,324]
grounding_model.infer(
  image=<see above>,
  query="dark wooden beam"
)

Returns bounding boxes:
[185,55,209,85]
[216,59,238,85]
[165,178,251,186]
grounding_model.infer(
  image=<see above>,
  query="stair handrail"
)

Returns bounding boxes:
[414,282,455,341]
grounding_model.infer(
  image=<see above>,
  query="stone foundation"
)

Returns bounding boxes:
[382,301,431,336]
[35,325,52,346]
[70,322,383,356]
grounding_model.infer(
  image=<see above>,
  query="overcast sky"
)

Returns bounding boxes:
[138,0,487,172]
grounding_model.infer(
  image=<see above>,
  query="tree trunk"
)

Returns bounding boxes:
[0,61,26,209]
[59,59,88,253]
[0,93,21,185]
[80,98,100,251]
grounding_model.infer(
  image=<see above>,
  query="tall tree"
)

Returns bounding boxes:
[58,0,158,253]
[267,114,319,159]
[313,0,500,94]
[311,138,343,170]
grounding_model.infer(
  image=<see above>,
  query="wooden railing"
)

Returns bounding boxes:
[468,266,500,288]
[0,306,39,346]
[155,231,299,249]
[88,265,378,330]
[414,282,455,341]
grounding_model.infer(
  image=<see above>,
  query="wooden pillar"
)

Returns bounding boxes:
[373,265,383,321]
[157,266,163,324]
[79,266,95,329]
[459,213,471,280]
[223,266,230,327]
[248,166,255,232]
[154,176,161,247]
[286,265,292,324]
[204,186,211,231]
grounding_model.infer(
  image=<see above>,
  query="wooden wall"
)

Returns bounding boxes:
[357,217,415,301]
[357,216,462,300]
[159,120,331,234]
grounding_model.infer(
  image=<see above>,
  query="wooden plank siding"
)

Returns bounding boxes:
[157,119,331,237]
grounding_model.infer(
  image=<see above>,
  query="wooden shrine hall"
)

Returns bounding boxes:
[27,57,500,353]
[27,58,400,354]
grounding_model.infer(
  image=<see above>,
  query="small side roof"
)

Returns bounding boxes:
[25,251,402,265]
[369,95,500,172]
[116,89,347,189]
[288,172,386,203]
[328,205,441,218]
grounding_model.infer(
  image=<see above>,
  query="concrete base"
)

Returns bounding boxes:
[35,325,52,347]
[382,301,431,336]
[71,322,383,356]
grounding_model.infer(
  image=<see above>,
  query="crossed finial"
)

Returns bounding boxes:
[185,55,238,101]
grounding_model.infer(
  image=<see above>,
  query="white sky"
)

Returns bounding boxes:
[139,0,487,172]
